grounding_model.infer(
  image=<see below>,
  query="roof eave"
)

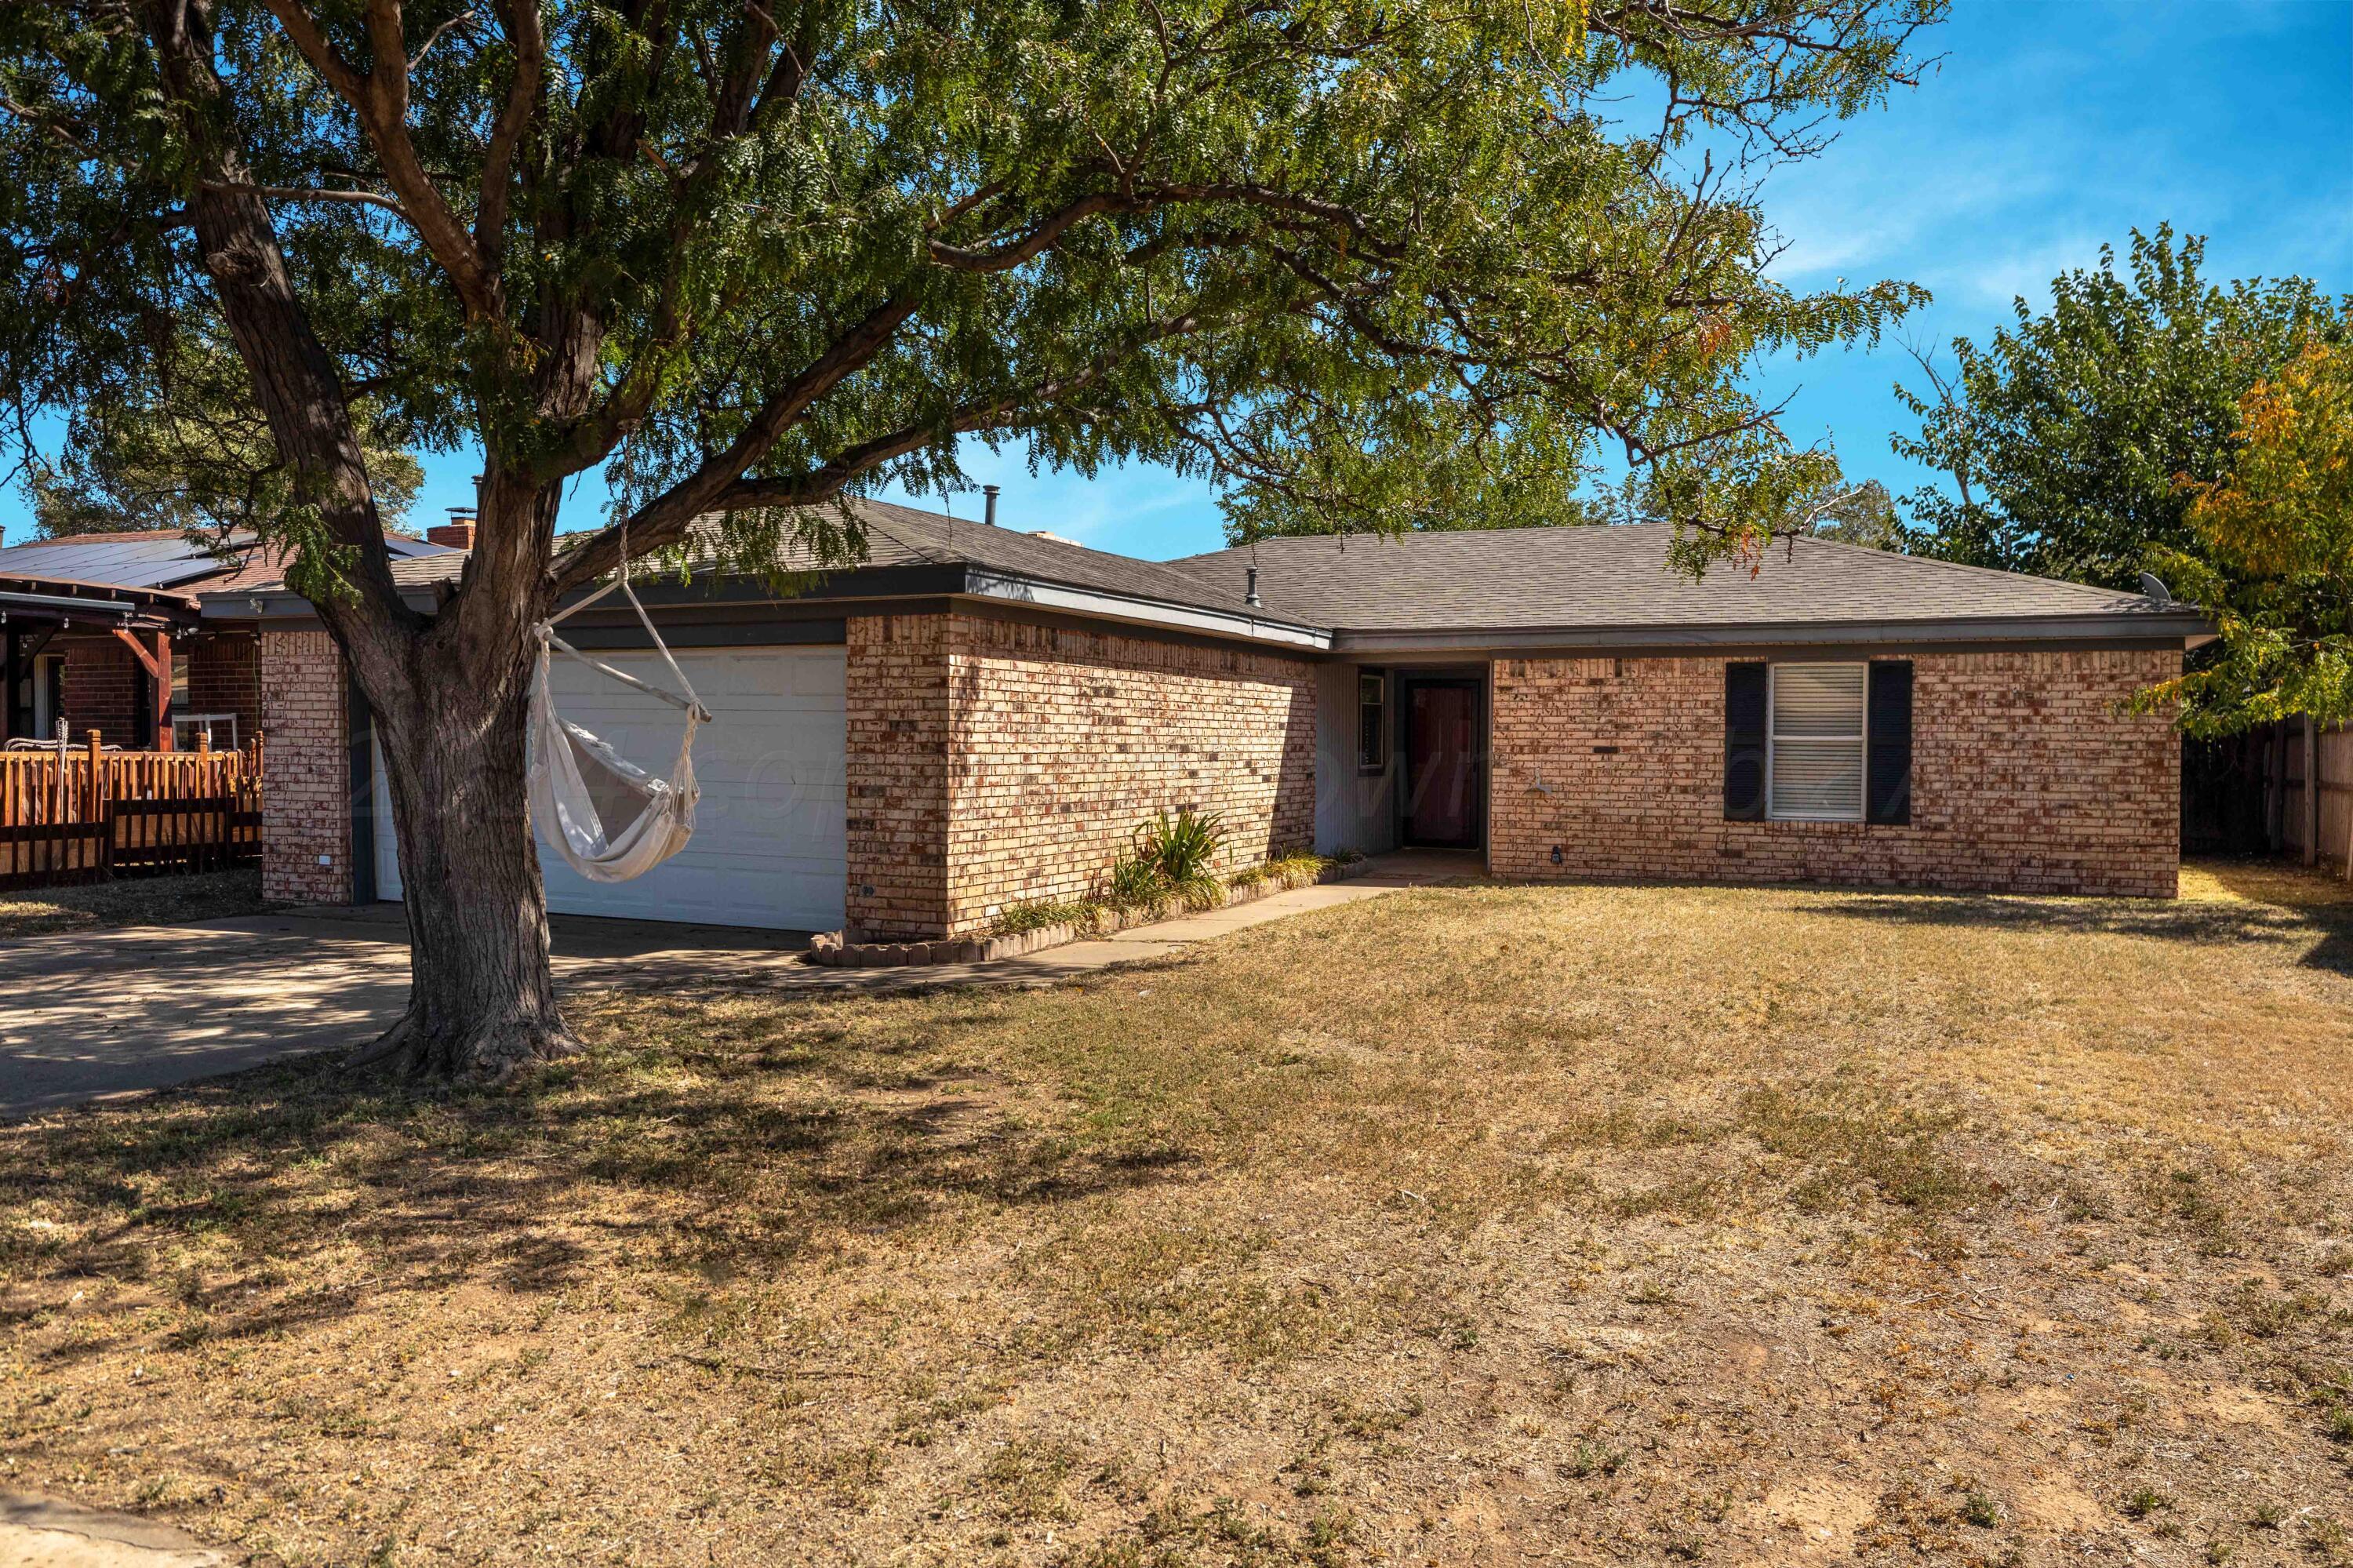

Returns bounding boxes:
[203,563,1337,651]
[958,569,1329,649]
[1329,610,2214,656]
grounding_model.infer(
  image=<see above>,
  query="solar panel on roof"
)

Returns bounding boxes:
[0,536,230,589]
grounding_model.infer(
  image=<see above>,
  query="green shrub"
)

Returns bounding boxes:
[1134,808,1226,893]
[1107,852,1169,907]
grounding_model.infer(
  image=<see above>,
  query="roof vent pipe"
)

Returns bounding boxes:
[982,484,1000,527]
[1245,566,1262,608]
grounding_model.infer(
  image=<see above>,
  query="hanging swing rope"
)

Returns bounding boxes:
[526,529,711,883]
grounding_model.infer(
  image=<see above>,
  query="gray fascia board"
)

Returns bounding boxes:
[957,569,1331,649]
[1330,610,2212,657]
[210,561,1334,653]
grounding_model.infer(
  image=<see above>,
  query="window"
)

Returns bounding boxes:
[1767,662,1867,820]
[1356,671,1387,772]
[32,654,61,740]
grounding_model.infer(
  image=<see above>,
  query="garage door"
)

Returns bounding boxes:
[373,645,847,931]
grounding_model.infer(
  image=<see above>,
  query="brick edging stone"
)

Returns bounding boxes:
[807,857,1373,968]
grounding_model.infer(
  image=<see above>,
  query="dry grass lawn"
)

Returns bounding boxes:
[3,861,2351,1566]
[0,868,267,943]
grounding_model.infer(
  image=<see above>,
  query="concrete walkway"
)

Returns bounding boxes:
[0,1491,231,1566]
[0,851,1471,1119]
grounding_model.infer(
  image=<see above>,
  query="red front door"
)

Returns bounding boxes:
[1404,681,1482,846]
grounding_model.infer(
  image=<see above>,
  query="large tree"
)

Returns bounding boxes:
[2,0,1937,1079]
[1893,226,2351,590]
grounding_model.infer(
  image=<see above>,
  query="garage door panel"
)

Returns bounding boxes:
[374,645,846,931]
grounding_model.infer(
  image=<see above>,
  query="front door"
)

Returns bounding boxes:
[1403,678,1483,847]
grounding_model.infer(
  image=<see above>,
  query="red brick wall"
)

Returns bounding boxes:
[260,628,351,904]
[844,613,952,939]
[1489,648,2182,898]
[846,611,1318,939]
[187,633,261,748]
[55,634,255,750]
[60,637,140,745]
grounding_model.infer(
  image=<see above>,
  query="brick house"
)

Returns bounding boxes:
[217,503,2208,936]
[1,526,457,759]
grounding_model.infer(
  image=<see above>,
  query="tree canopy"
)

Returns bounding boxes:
[1808,476,1905,550]
[1893,227,2351,591]
[2144,342,2353,737]
[22,341,424,538]
[4,0,1938,589]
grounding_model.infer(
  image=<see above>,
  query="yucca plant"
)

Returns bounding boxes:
[1106,851,1168,907]
[1135,808,1227,900]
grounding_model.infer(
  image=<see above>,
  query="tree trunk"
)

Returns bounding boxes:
[354,644,578,1082]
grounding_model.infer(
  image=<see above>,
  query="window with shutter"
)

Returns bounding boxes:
[1768,663,1867,821]
[1866,661,1913,824]
[1722,663,1768,820]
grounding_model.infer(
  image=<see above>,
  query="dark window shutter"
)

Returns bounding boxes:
[1723,663,1768,820]
[1867,660,1913,824]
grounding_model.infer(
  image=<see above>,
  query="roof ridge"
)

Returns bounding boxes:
[1176,522,2144,609]
[1780,531,2137,603]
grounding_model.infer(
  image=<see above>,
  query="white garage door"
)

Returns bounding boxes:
[373,645,847,931]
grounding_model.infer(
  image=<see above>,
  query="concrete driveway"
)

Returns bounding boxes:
[0,853,1469,1120]
[0,905,830,1119]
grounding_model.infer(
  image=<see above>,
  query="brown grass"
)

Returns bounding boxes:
[4,860,2351,1566]
[0,868,267,943]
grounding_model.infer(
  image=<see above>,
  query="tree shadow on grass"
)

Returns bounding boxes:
[1795,860,2353,979]
[0,996,1198,1349]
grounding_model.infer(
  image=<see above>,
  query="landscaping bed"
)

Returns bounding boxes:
[2,860,2351,1566]
[812,851,1368,966]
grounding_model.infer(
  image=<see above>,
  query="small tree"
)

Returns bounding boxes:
[1809,476,1906,550]
[24,342,424,538]
[1894,227,2350,589]
[2,0,1939,1079]
[2146,342,2352,737]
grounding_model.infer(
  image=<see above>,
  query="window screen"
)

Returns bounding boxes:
[1769,663,1867,820]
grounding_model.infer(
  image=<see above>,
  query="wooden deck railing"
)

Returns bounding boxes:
[0,734,263,828]
[0,735,264,887]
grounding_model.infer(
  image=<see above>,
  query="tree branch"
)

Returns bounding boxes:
[926,193,1134,272]
[474,0,544,264]
[202,179,410,216]
[548,296,920,590]
[556,310,1205,594]
[256,0,503,319]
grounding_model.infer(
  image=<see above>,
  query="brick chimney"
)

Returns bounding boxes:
[427,508,476,550]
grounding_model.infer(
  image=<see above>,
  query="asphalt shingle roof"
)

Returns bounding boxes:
[223,506,2194,644]
[1166,522,2171,634]
[321,500,1266,607]
[830,500,1297,612]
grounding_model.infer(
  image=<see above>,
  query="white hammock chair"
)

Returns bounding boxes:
[526,540,711,884]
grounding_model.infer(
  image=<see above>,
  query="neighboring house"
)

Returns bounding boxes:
[0,526,457,754]
[213,502,2209,937]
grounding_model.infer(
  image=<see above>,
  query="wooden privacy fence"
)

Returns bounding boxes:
[2199,717,2353,875]
[2278,719,2352,875]
[0,736,264,889]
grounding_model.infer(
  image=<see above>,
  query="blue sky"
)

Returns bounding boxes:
[9,1,2348,562]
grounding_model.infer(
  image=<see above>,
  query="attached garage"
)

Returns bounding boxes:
[373,643,848,931]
